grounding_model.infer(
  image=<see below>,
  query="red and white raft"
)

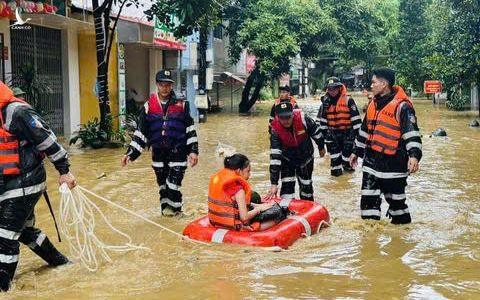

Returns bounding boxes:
[183,198,330,249]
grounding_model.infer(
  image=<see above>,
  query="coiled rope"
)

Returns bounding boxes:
[59,184,208,272]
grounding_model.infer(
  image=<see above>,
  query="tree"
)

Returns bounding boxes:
[424,0,480,112]
[92,0,139,132]
[317,0,399,86]
[226,0,336,113]
[392,0,431,91]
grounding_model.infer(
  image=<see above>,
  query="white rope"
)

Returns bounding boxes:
[59,184,148,272]
[76,186,208,246]
[58,185,208,272]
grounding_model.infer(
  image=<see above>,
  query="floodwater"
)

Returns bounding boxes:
[5,94,480,299]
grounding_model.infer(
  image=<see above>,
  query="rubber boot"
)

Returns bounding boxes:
[0,270,11,292]
[343,164,355,172]
[31,238,70,266]
[331,169,343,177]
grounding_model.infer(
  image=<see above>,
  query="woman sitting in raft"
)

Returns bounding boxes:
[208,154,286,231]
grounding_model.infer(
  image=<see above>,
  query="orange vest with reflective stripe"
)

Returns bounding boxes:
[274,96,297,107]
[366,86,412,155]
[208,168,252,230]
[326,85,351,130]
[0,92,25,176]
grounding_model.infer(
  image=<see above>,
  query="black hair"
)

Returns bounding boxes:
[372,68,396,88]
[224,154,250,170]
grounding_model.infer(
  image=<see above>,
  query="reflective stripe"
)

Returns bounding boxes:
[134,130,147,143]
[388,208,410,216]
[208,209,237,219]
[159,184,166,191]
[0,253,19,264]
[5,102,29,131]
[371,130,400,142]
[186,137,198,145]
[36,134,57,151]
[130,141,143,153]
[289,215,312,236]
[355,140,366,148]
[298,177,312,185]
[313,132,323,139]
[279,197,293,207]
[361,209,381,217]
[208,197,236,208]
[211,229,229,243]
[319,125,328,130]
[48,147,67,162]
[0,228,21,240]
[330,153,341,159]
[368,120,400,131]
[270,159,282,166]
[363,166,408,179]
[152,161,165,168]
[300,192,313,198]
[359,130,369,139]
[186,125,196,133]
[161,198,183,208]
[168,161,188,167]
[36,232,46,247]
[331,165,343,170]
[166,180,181,191]
[402,131,421,140]
[0,149,18,155]
[385,193,406,200]
[281,177,296,183]
[270,149,282,155]
[342,155,350,162]
[406,142,422,151]
[353,124,361,130]
[351,115,361,121]
[280,193,295,201]
[320,118,328,123]
[144,102,149,113]
[362,189,381,196]
[0,182,46,202]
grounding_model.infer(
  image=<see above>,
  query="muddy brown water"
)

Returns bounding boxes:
[4,95,480,299]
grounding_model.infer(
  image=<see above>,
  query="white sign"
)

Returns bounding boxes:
[195,94,209,109]
[118,43,126,128]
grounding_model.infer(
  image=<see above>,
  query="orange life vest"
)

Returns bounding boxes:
[366,86,412,155]
[274,96,297,107]
[270,110,307,148]
[208,168,252,230]
[0,82,24,176]
[326,85,352,130]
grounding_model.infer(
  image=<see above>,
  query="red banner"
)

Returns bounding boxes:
[246,54,256,73]
[424,80,442,94]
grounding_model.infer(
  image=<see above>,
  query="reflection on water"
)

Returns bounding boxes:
[5,95,480,299]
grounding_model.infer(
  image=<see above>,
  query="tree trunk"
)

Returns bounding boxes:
[239,67,265,114]
[198,27,208,92]
[93,0,111,132]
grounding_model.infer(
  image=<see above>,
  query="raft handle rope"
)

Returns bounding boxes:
[59,184,208,272]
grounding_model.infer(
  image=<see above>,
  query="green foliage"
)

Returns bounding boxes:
[146,0,227,36]
[70,114,127,149]
[227,0,336,78]
[423,0,480,110]
[316,0,399,84]
[392,0,431,90]
[259,86,273,100]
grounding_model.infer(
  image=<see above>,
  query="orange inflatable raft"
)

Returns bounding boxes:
[183,198,330,249]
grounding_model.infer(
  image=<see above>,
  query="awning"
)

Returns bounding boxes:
[221,72,246,84]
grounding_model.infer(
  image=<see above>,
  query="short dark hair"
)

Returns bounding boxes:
[372,68,395,87]
[224,154,250,170]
